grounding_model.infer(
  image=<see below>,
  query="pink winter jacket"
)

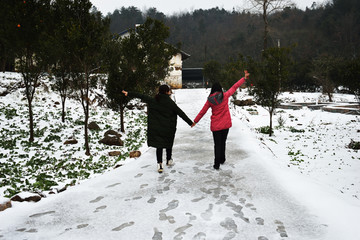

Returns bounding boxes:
[194,77,246,132]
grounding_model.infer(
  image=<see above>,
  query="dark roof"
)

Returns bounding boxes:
[180,50,190,61]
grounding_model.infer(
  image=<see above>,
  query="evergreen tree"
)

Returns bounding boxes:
[105,17,178,132]
[50,0,75,123]
[67,0,110,156]
[15,0,52,142]
[250,46,292,136]
[312,55,338,102]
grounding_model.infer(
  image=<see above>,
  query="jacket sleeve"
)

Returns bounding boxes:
[194,101,210,123]
[174,104,193,126]
[224,77,246,98]
[128,91,153,103]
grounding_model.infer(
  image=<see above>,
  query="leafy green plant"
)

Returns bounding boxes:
[33,173,58,191]
[289,126,305,133]
[256,126,273,135]
[277,114,286,127]
[348,139,360,150]
[3,107,18,119]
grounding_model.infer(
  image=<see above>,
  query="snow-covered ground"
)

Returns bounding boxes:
[1,72,360,239]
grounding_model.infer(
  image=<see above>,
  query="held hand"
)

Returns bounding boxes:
[122,90,128,96]
[191,122,196,128]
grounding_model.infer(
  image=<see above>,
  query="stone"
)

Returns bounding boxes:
[88,121,100,130]
[11,194,42,203]
[104,130,122,138]
[233,99,255,106]
[0,201,12,211]
[100,130,123,146]
[109,151,121,156]
[64,139,78,145]
[129,151,141,158]
[99,136,124,146]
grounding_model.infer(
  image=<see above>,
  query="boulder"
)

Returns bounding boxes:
[99,136,123,146]
[104,130,122,138]
[88,121,100,130]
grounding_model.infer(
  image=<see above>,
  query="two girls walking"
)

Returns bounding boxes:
[123,70,249,172]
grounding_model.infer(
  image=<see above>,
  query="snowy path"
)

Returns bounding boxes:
[0,89,327,240]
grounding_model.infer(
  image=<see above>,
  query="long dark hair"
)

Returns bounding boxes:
[210,82,223,95]
[155,84,170,102]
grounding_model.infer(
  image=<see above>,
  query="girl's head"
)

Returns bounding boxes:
[158,84,171,95]
[156,84,171,101]
[210,82,223,95]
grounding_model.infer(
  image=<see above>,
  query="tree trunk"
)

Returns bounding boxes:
[84,101,90,156]
[28,99,34,142]
[269,108,273,137]
[263,0,268,51]
[61,97,66,123]
[120,105,125,133]
[328,92,333,102]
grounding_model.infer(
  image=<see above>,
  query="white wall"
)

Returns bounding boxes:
[164,53,183,89]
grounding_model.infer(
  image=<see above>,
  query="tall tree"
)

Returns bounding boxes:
[241,0,293,51]
[312,55,338,102]
[250,46,292,136]
[68,0,110,155]
[105,17,178,132]
[15,0,52,142]
[50,0,75,123]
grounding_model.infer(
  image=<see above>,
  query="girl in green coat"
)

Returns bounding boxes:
[122,85,193,173]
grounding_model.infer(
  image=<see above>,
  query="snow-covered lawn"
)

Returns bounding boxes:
[232,91,360,201]
[0,72,147,200]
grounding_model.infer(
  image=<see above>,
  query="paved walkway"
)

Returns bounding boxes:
[0,89,326,240]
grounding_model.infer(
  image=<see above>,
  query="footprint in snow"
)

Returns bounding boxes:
[89,196,104,203]
[112,221,135,231]
[160,200,179,213]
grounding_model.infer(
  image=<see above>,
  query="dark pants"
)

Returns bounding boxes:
[212,128,229,169]
[156,148,172,163]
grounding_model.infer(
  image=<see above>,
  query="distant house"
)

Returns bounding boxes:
[164,51,190,89]
[118,25,190,89]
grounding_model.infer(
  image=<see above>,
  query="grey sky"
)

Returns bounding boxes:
[91,0,328,16]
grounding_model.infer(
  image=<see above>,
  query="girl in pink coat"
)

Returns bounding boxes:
[192,70,250,169]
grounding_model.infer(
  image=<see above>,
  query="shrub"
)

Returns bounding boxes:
[348,139,360,150]
[256,126,273,135]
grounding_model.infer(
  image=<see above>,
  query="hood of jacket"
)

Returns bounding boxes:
[208,92,223,106]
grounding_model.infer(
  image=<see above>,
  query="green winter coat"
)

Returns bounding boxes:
[128,92,193,148]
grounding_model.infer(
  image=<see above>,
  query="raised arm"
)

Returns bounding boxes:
[224,70,250,98]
